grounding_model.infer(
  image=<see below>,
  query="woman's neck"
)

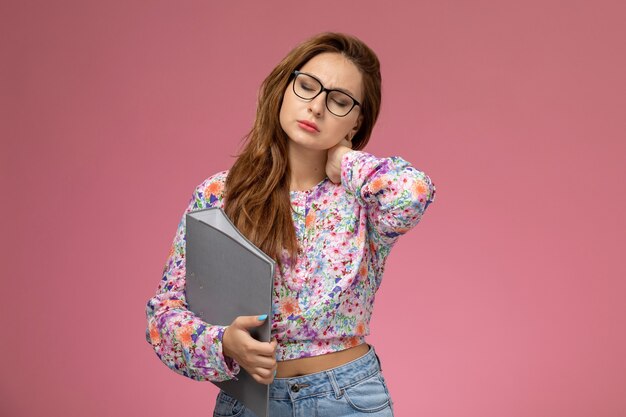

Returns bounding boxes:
[288,143,327,192]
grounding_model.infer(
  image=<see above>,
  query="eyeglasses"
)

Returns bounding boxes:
[291,70,361,117]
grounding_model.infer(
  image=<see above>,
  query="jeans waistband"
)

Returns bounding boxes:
[269,344,382,400]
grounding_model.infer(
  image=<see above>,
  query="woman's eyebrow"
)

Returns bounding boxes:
[333,86,357,97]
[303,71,357,97]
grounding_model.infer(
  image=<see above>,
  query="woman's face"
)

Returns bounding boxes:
[279,52,363,152]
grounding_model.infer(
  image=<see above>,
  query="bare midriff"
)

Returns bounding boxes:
[275,343,370,378]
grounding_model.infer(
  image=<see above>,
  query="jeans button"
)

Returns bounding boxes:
[291,384,300,392]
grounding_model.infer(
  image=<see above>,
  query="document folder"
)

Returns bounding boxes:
[186,207,275,417]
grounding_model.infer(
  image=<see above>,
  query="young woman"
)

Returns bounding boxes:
[146,32,436,417]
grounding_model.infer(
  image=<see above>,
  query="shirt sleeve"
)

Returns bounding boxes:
[145,172,241,382]
[340,150,436,249]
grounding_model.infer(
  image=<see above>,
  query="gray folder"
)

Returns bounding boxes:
[186,207,275,417]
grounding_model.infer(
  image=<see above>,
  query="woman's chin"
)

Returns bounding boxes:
[288,138,333,153]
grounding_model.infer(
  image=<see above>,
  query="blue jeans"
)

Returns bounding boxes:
[213,344,394,417]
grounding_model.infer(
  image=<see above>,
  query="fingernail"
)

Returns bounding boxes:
[273,369,277,377]
[257,314,268,321]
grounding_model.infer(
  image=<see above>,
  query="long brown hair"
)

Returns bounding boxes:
[224,32,382,265]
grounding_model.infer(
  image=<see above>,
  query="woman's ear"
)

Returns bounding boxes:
[354,114,363,132]
[348,114,363,140]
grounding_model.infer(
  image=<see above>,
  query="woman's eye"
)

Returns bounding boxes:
[300,82,315,91]
[331,98,350,107]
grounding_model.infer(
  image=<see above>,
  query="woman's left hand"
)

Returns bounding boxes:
[326,137,353,184]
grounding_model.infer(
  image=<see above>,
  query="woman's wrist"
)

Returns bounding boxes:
[326,139,353,183]
[222,326,233,358]
[335,146,352,161]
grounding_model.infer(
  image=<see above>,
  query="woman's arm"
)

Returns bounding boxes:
[340,150,436,249]
[145,173,241,382]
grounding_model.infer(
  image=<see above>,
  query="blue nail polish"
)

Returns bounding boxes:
[257,314,268,321]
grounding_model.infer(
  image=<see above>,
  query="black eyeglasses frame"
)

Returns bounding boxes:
[291,70,361,117]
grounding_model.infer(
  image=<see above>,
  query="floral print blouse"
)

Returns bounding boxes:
[146,150,436,382]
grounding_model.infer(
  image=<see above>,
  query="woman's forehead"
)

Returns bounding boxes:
[299,52,363,99]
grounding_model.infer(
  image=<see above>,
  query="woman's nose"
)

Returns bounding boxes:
[307,92,327,116]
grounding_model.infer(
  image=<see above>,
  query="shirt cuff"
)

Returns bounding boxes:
[217,326,241,380]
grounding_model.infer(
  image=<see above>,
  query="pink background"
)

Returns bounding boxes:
[2,1,625,416]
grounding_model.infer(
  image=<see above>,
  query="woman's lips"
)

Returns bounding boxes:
[297,120,319,132]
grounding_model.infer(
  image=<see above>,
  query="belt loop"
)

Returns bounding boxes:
[325,370,342,398]
[374,351,383,372]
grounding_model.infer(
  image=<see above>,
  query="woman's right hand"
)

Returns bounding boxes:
[222,315,278,385]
